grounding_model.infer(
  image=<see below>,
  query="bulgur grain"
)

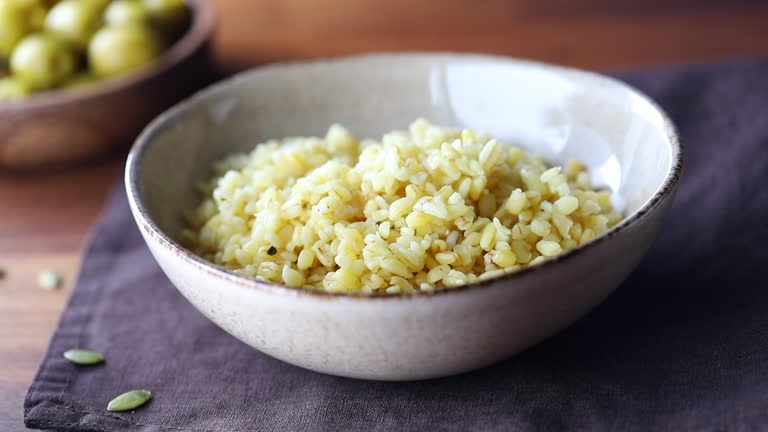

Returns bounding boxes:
[186,120,620,293]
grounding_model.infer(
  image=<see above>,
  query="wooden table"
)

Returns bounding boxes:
[2,1,767,429]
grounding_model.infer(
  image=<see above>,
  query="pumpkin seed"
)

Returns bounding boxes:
[107,389,152,412]
[37,269,63,290]
[63,349,105,365]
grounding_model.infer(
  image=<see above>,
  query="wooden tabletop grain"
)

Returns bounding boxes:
[2,0,767,429]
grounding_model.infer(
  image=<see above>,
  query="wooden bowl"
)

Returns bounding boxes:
[0,0,215,169]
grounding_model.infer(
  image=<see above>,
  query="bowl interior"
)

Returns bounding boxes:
[132,54,675,247]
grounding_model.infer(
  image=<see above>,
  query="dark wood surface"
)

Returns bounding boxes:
[2,0,767,429]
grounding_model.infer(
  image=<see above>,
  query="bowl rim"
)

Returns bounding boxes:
[0,0,215,112]
[125,52,683,301]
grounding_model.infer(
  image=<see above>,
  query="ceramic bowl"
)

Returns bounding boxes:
[126,53,682,381]
[0,0,214,168]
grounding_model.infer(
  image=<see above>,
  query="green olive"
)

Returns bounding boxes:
[0,1,33,59]
[84,0,111,9]
[142,0,190,37]
[44,0,104,50]
[105,1,150,26]
[0,77,30,101]
[0,19,28,60]
[14,0,49,30]
[88,24,162,78]
[10,33,77,90]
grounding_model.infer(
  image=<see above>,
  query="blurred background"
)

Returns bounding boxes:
[211,0,768,71]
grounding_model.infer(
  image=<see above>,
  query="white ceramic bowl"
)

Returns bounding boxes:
[126,53,682,381]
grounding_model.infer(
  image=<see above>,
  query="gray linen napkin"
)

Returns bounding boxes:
[24,58,768,431]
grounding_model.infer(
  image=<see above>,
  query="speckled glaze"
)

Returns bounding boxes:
[126,54,682,381]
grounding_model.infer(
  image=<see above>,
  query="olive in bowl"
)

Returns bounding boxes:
[0,0,213,168]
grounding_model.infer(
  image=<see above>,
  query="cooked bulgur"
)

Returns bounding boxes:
[184,120,621,293]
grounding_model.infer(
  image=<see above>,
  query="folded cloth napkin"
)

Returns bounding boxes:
[25,58,768,432]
